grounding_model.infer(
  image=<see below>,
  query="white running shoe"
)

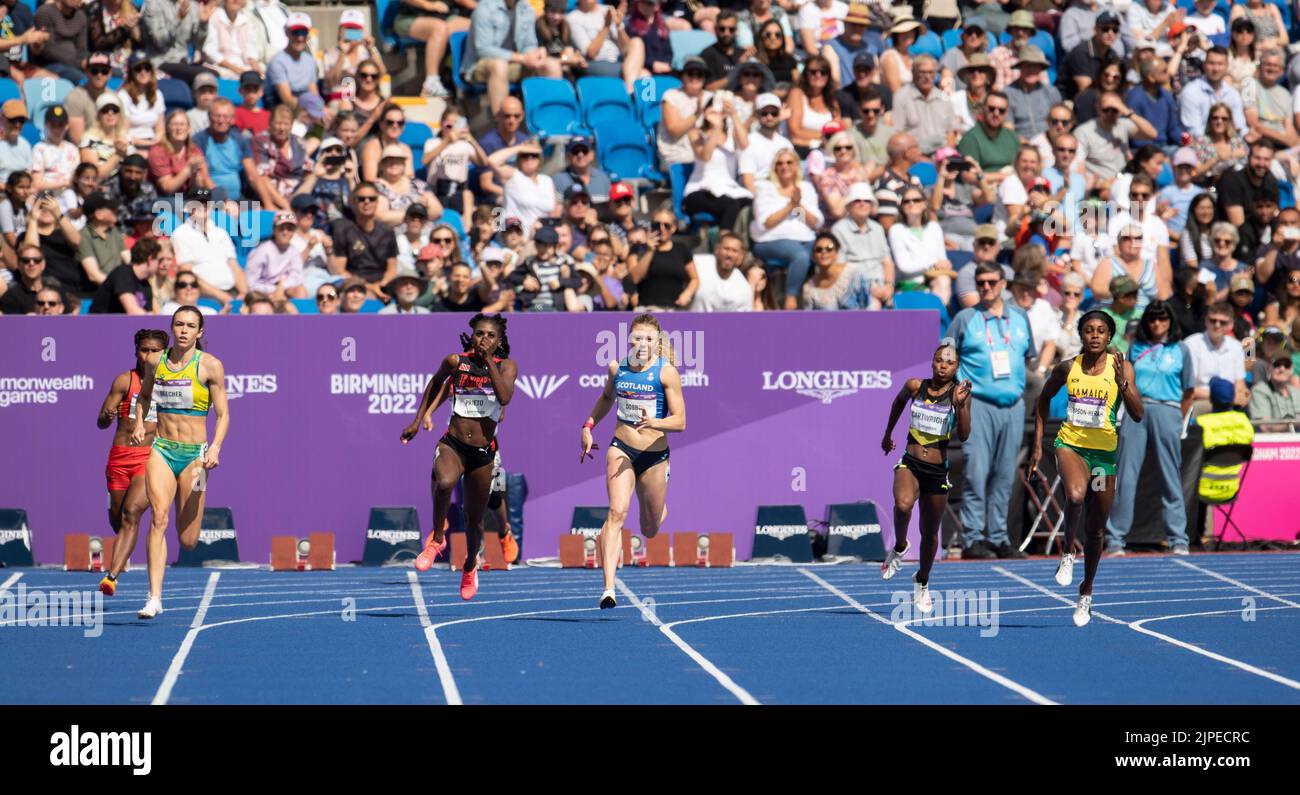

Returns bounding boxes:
[1073,594,1092,627]
[1171,545,1190,556]
[137,595,163,620]
[599,588,616,609]
[881,542,910,580]
[1055,553,1075,586]
[422,76,449,98]
[913,574,933,615]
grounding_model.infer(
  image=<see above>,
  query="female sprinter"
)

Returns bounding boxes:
[131,306,231,619]
[879,341,972,613]
[95,328,168,597]
[401,314,517,599]
[1030,310,1143,627]
[580,314,686,610]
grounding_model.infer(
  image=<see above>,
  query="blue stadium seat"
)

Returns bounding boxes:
[669,162,717,227]
[670,30,716,71]
[598,124,666,186]
[449,31,476,97]
[360,299,383,313]
[908,161,937,187]
[400,120,434,178]
[292,298,317,313]
[521,77,589,138]
[893,291,951,338]
[436,207,466,239]
[79,298,91,314]
[158,78,194,111]
[376,0,421,51]
[908,31,944,60]
[632,75,681,135]
[217,78,243,107]
[107,77,123,91]
[1280,179,1295,210]
[197,297,224,312]
[0,78,20,105]
[577,77,638,132]
[21,123,39,145]
[23,77,74,134]
[948,250,973,271]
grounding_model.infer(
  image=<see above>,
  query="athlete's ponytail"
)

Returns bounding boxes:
[631,313,676,366]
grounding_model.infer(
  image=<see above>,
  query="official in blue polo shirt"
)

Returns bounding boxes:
[1106,300,1195,555]
[948,262,1035,559]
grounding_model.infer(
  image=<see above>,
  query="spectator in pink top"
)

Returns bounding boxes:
[244,210,308,299]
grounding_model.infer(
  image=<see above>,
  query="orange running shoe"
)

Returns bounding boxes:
[459,568,478,600]
[500,532,518,564]
[415,534,449,572]
[99,574,116,597]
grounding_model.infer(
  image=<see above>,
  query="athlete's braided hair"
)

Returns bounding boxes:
[134,328,169,350]
[631,313,676,366]
[461,313,510,358]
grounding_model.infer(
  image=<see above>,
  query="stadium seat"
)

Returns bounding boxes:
[107,77,123,91]
[217,78,244,107]
[521,77,589,138]
[158,78,194,111]
[598,124,666,187]
[375,0,421,51]
[360,299,383,313]
[197,297,224,312]
[400,120,433,178]
[670,30,716,71]
[292,298,317,313]
[23,77,74,134]
[632,75,681,135]
[436,207,466,239]
[893,291,951,338]
[1280,179,1295,210]
[908,31,944,60]
[669,162,717,227]
[21,123,39,145]
[908,161,937,187]
[448,31,476,97]
[0,78,19,104]
[576,77,638,132]
[79,298,91,313]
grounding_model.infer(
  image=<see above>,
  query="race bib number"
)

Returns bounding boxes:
[154,378,194,411]
[1067,395,1108,429]
[910,402,951,437]
[990,350,1012,379]
[453,391,498,419]
[129,393,157,423]
[618,395,657,424]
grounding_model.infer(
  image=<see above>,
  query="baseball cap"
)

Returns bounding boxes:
[566,136,593,153]
[127,51,152,70]
[404,203,429,220]
[480,246,508,264]
[533,226,559,245]
[239,70,263,89]
[852,51,877,71]
[2,99,26,120]
[380,143,408,161]
[193,72,218,92]
[44,106,68,125]
[846,182,875,204]
[681,56,708,74]
[87,52,111,68]
[186,187,213,204]
[1096,10,1121,27]
[286,12,312,31]
[319,136,345,152]
[290,193,319,212]
[1262,325,1286,339]
[1110,274,1139,296]
[417,243,441,261]
[755,93,781,112]
[273,210,297,227]
[821,121,844,137]
[1168,21,1188,38]
[504,216,524,232]
[963,18,988,33]
[298,93,325,120]
[339,9,366,29]
[609,182,634,201]
[1231,275,1255,293]
[565,182,590,201]
[975,223,999,242]
[1208,376,1235,406]
[1135,39,1156,51]
[95,92,121,112]
[1029,176,1051,193]
[1173,147,1198,168]
[935,146,962,162]
[340,278,368,294]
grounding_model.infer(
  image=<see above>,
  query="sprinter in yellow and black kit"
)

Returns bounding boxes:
[879,341,972,615]
[1032,309,1143,628]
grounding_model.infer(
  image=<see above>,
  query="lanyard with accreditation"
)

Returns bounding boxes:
[983,311,1013,379]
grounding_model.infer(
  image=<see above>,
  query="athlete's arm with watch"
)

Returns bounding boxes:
[1114,349,1144,422]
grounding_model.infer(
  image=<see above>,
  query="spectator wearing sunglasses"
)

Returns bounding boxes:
[738,93,793,192]
[1185,302,1249,411]
[266,12,320,109]
[321,9,381,95]
[64,52,116,146]
[0,101,32,185]
[33,286,68,315]
[477,98,528,200]
[488,139,556,241]
[1249,355,1300,430]
[330,184,399,302]
[552,136,612,206]
[313,283,340,315]
[161,271,218,315]
[118,52,165,151]
[0,244,63,315]
[140,0,219,87]
[1059,9,1127,100]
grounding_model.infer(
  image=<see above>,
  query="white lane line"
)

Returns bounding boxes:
[407,571,462,706]
[0,572,21,595]
[994,566,1300,692]
[799,568,1057,705]
[616,578,761,705]
[1172,558,1300,609]
[152,572,220,706]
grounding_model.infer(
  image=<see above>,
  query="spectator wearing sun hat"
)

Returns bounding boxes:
[821,3,875,89]
[1005,46,1062,141]
[831,181,893,309]
[204,0,265,79]
[267,12,320,109]
[951,53,996,134]
[0,100,33,184]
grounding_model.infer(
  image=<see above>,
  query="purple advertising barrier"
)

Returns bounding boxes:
[0,313,935,566]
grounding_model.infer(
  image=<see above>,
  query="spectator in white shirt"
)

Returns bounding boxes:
[739,92,793,192]
[204,0,265,79]
[691,232,754,311]
[888,183,953,304]
[1184,301,1249,411]
[32,106,80,193]
[750,147,823,309]
[830,181,893,309]
[170,188,247,303]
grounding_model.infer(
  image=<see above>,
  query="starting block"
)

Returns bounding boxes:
[559,533,598,568]
[671,533,735,567]
[64,534,120,572]
[450,532,510,571]
[270,533,336,571]
[644,533,671,566]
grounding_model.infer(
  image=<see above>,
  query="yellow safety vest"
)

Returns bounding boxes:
[1197,411,1255,503]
